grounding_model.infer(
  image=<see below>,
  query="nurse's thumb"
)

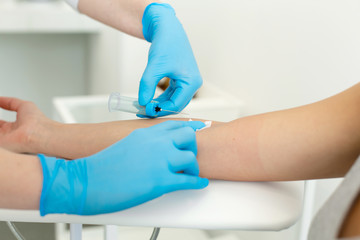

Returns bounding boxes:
[139,66,163,106]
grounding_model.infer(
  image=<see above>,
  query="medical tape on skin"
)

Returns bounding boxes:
[64,0,79,10]
[202,121,212,130]
[189,119,212,131]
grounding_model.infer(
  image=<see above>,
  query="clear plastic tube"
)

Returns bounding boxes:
[6,222,25,240]
[108,93,148,115]
[108,92,189,117]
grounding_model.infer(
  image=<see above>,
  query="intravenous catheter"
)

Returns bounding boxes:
[108,92,188,116]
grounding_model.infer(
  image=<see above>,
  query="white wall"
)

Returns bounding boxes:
[117,0,359,114]
[173,0,360,114]
[114,1,360,239]
[0,33,89,119]
[0,1,357,239]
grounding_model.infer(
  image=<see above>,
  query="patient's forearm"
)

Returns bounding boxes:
[37,120,150,159]
[36,83,360,181]
[197,83,360,181]
[38,118,212,159]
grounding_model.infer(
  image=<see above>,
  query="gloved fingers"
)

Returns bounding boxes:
[136,100,167,118]
[169,80,201,109]
[138,63,166,106]
[138,81,175,118]
[136,103,157,118]
[136,113,154,119]
[170,126,197,154]
[169,174,209,192]
[170,121,206,150]
[154,79,176,103]
[154,83,198,117]
[168,150,199,176]
[136,100,161,118]
[186,121,206,131]
[134,82,175,117]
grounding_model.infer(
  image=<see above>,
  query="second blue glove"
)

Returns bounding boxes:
[139,3,203,117]
[39,121,208,216]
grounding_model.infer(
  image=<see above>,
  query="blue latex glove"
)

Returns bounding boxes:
[39,121,208,216]
[139,3,202,117]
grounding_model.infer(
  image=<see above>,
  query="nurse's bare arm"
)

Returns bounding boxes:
[76,0,157,39]
[0,147,42,210]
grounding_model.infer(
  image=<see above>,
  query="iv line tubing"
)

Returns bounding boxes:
[7,220,160,240]
[150,227,160,240]
[6,222,25,240]
[160,109,189,116]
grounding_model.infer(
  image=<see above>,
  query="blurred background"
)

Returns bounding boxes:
[0,0,359,239]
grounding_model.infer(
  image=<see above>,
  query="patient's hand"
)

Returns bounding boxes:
[0,97,55,154]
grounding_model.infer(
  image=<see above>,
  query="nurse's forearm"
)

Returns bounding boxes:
[0,148,42,210]
[197,83,360,181]
[78,0,157,38]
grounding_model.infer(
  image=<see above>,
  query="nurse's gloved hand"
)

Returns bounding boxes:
[39,121,208,216]
[139,3,202,117]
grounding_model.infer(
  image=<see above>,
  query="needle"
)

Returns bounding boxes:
[157,108,190,116]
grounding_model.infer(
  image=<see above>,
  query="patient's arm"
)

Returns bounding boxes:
[37,83,360,180]
[0,79,358,211]
[0,97,175,157]
[25,117,215,159]
[1,83,360,181]
[0,84,359,212]
[197,83,360,181]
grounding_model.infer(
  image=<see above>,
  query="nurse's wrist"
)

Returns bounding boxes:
[142,3,176,42]
[39,154,87,216]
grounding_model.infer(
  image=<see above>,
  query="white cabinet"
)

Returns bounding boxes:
[0,0,101,33]
[0,0,122,119]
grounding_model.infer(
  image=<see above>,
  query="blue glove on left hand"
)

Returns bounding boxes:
[39,121,208,216]
[139,3,202,117]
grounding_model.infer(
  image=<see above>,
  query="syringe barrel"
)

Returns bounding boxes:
[108,93,147,115]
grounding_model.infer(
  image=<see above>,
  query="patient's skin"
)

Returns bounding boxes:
[198,81,360,181]
[339,193,360,238]
[0,83,359,211]
[24,83,357,182]
[1,83,360,182]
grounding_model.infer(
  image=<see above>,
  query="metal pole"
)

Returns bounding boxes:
[70,223,82,240]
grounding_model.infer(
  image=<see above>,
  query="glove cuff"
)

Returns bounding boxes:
[38,154,88,216]
[142,3,176,42]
